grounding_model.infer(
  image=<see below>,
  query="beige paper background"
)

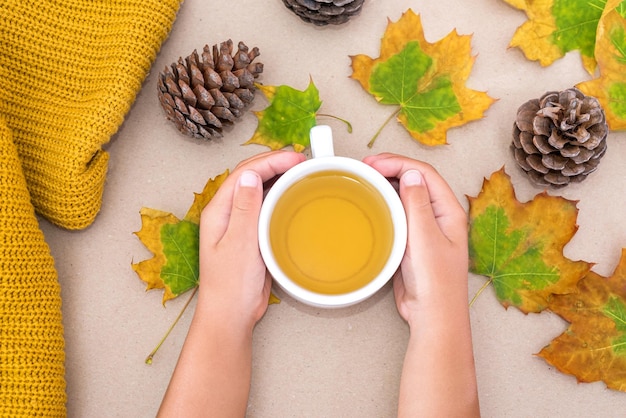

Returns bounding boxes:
[41,0,626,416]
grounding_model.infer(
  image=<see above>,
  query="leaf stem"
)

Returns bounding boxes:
[317,113,353,133]
[145,286,198,365]
[469,277,493,308]
[368,108,401,148]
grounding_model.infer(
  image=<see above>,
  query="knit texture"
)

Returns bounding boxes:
[0,0,182,229]
[0,117,66,416]
[0,0,183,415]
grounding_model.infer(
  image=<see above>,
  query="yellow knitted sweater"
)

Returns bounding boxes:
[0,0,181,230]
[0,117,66,415]
[0,0,181,416]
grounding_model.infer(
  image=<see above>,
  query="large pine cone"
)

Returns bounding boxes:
[158,40,263,140]
[282,0,365,26]
[512,87,608,188]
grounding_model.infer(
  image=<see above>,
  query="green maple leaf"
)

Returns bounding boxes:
[551,0,606,64]
[470,206,559,307]
[246,80,323,152]
[467,168,592,313]
[369,42,462,134]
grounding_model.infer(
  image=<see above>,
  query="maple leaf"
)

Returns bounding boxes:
[132,170,229,304]
[577,0,626,130]
[503,0,606,74]
[538,249,626,391]
[468,168,592,313]
[245,80,322,152]
[349,9,495,147]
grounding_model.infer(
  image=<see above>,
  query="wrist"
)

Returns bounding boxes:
[192,297,257,339]
[195,282,264,330]
[404,296,471,332]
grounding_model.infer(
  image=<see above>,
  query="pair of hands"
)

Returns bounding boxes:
[198,150,468,329]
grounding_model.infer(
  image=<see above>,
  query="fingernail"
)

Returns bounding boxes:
[402,170,423,186]
[239,170,259,188]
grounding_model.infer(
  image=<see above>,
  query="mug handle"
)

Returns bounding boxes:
[310,125,335,158]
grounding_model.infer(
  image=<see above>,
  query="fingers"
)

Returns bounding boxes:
[399,170,441,243]
[363,153,450,197]
[202,151,306,245]
[364,153,467,242]
[233,150,307,183]
[222,170,263,244]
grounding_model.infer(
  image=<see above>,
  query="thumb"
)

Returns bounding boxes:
[400,170,441,245]
[225,170,263,240]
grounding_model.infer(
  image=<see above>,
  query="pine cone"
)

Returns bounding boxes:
[282,0,364,26]
[511,87,608,188]
[157,40,263,139]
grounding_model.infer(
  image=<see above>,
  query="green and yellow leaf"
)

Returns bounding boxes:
[132,171,228,304]
[503,0,606,74]
[468,168,592,313]
[577,0,626,130]
[350,9,495,146]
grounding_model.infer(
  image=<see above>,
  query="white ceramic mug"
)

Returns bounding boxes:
[258,125,407,308]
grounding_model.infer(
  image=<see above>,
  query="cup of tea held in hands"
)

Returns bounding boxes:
[258,125,407,308]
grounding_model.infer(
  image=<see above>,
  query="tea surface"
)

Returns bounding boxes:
[269,170,394,294]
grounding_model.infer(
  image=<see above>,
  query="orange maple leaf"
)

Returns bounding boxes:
[539,249,626,391]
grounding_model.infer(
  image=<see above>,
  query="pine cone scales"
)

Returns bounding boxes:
[158,40,263,139]
[283,0,364,25]
[512,88,608,187]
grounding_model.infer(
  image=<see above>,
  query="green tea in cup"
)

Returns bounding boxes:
[269,169,394,295]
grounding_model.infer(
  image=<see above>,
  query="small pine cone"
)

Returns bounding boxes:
[511,87,608,188]
[157,40,263,140]
[282,0,364,26]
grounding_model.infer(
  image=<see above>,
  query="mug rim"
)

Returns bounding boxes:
[258,155,407,308]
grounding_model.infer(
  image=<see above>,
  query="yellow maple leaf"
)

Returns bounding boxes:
[350,9,495,146]
[505,0,563,66]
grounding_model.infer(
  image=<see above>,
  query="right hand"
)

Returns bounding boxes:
[363,153,469,326]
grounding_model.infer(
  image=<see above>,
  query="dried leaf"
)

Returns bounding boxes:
[245,80,322,152]
[503,0,605,74]
[349,9,495,146]
[539,249,626,391]
[577,0,626,130]
[132,171,229,304]
[468,168,592,313]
